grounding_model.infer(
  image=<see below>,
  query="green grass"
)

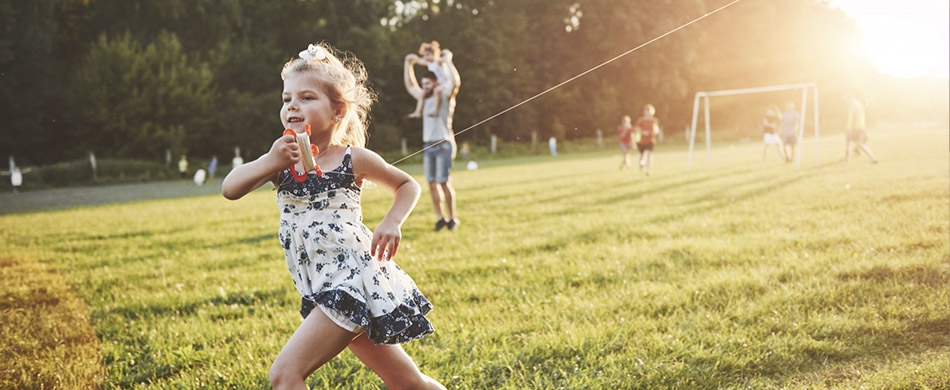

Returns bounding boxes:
[1,125,948,389]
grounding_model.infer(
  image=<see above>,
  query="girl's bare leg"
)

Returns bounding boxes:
[348,334,446,390]
[269,310,357,390]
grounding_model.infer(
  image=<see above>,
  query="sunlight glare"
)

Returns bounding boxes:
[832,0,949,79]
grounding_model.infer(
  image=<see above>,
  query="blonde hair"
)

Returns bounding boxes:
[281,42,377,147]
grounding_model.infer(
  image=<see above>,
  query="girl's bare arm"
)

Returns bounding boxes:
[352,147,421,260]
[222,134,299,200]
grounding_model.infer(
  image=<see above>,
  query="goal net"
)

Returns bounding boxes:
[686,82,820,171]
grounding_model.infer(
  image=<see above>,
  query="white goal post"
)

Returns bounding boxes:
[687,82,819,171]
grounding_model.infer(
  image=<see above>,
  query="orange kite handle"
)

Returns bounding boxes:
[282,124,323,182]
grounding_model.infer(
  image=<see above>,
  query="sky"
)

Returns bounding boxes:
[831,0,949,79]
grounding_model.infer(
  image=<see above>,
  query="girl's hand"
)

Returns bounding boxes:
[222,133,300,200]
[371,221,402,261]
[405,54,418,64]
[268,133,300,169]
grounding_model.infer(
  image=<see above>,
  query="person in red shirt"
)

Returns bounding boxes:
[617,115,636,169]
[635,104,659,176]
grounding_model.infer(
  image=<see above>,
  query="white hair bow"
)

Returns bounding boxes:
[299,44,327,61]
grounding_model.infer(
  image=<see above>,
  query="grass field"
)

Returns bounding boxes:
[2,125,948,389]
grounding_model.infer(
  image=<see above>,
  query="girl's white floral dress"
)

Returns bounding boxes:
[276,147,434,344]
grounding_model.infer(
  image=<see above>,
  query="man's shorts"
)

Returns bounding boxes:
[423,141,454,183]
[637,143,654,153]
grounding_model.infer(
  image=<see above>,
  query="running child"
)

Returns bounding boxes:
[617,115,637,169]
[222,42,445,390]
[635,104,659,176]
[761,106,785,161]
[844,94,878,165]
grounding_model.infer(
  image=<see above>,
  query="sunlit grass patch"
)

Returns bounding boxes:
[0,255,103,389]
[0,125,947,388]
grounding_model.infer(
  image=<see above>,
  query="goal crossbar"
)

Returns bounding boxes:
[687,82,820,171]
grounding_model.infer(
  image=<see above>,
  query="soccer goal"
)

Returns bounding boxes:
[686,82,819,171]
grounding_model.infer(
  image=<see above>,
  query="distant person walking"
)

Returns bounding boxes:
[231,148,244,171]
[781,101,800,163]
[404,42,462,231]
[617,115,637,169]
[207,155,218,182]
[844,94,878,165]
[635,104,659,176]
[178,155,189,182]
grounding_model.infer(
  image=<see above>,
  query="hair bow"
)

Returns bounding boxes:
[299,44,327,61]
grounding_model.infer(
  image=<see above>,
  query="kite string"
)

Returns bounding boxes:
[390,0,744,166]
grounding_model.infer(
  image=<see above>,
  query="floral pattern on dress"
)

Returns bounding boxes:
[276,147,434,344]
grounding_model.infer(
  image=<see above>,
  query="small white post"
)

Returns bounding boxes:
[798,87,808,168]
[90,152,98,180]
[813,84,820,166]
[687,93,702,172]
[704,96,712,166]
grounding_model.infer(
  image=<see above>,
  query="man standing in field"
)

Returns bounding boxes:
[404,46,462,231]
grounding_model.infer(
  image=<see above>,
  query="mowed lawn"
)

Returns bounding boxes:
[1,125,947,389]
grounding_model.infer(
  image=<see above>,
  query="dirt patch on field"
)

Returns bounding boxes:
[0,255,103,388]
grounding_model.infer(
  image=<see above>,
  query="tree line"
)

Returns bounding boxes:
[1,0,942,167]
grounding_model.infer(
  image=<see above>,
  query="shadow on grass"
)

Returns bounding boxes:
[464,158,950,387]
[99,287,293,321]
[96,287,294,386]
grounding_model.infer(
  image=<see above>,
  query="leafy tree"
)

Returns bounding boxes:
[68,32,214,160]
[0,0,925,172]
[0,0,73,164]
[199,0,396,159]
